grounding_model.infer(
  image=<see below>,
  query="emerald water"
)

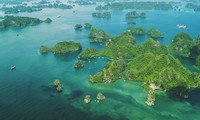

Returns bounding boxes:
[1,5,200,120]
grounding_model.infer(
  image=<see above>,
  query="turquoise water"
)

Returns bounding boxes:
[0,5,200,120]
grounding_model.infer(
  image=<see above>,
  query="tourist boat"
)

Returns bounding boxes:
[11,66,16,70]
[176,24,187,29]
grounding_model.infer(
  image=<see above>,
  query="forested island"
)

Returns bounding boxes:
[74,60,84,69]
[147,28,164,38]
[39,41,82,54]
[125,11,146,25]
[0,1,72,14]
[74,24,82,30]
[89,28,110,43]
[126,11,146,19]
[84,23,92,29]
[127,27,146,35]
[68,0,96,5]
[169,32,200,68]
[0,16,52,29]
[185,3,200,12]
[95,2,173,11]
[78,30,200,106]
[92,12,111,18]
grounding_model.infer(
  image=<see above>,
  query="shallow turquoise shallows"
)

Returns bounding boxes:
[0,5,200,120]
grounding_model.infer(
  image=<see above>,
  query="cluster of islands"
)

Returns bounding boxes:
[0,0,199,107]
[0,15,52,29]
[74,23,92,31]
[0,0,72,14]
[38,26,200,106]
[1,0,200,17]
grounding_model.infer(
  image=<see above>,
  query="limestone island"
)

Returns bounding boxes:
[74,24,82,30]
[89,28,110,43]
[39,41,82,54]
[84,95,91,104]
[126,11,139,18]
[147,28,164,38]
[92,12,111,19]
[96,92,106,102]
[97,2,173,11]
[74,60,84,69]
[54,79,63,93]
[78,48,99,59]
[126,11,146,19]
[1,2,73,14]
[39,45,49,54]
[169,32,200,68]
[78,30,200,106]
[92,12,102,18]
[127,27,146,35]
[80,33,167,59]
[84,23,92,29]
[0,16,52,29]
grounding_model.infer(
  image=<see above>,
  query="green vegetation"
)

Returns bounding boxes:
[39,45,49,54]
[92,12,111,18]
[169,32,194,57]
[0,16,51,29]
[100,32,137,59]
[125,53,192,89]
[69,1,96,5]
[196,56,200,67]
[147,28,164,38]
[126,11,139,18]
[40,41,82,55]
[88,58,126,83]
[84,23,92,28]
[169,33,200,68]
[102,12,111,18]
[185,3,200,12]
[89,28,110,43]
[51,41,82,54]
[78,48,99,59]
[74,60,84,69]
[137,38,168,55]
[1,3,73,14]
[80,32,166,60]
[84,30,200,106]
[92,12,102,18]
[54,79,63,93]
[88,52,199,90]
[128,27,146,35]
[95,5,109,10]
[100,2,173,11]
[74,24,82,30]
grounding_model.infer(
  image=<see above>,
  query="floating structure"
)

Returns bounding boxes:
[11,66,16,70]
[176,24,187,29]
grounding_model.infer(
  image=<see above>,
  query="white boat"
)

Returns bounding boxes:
[176,24,187,29]
[11,66,16,70]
